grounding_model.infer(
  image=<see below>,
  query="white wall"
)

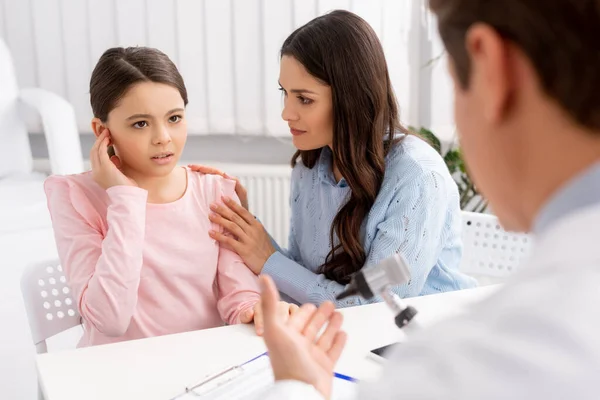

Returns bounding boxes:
[0,0,456,164]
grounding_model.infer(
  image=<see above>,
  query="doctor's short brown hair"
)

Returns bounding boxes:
[429,0,600,130]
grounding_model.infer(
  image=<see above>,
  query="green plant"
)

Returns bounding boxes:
[410,126,488,213]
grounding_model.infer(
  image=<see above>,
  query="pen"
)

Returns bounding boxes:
[334,372,358,382]
[241,351,268,366]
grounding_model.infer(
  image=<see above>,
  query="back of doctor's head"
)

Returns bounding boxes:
[430,0,600,130]
[429,0,600,231]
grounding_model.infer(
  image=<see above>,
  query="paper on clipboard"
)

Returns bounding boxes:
[170,353,356,400]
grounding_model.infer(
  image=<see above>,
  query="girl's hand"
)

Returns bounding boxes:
[188,164,249,210]
[90,131,137,190]
[208,196,276,274]
[239,299,300,336]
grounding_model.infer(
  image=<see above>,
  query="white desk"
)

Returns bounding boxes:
[36,285,498,400]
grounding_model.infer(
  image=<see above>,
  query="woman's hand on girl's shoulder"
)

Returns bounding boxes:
[188,164,249,210]
[208,197,275,274]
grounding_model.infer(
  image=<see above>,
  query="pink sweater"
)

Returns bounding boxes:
[44,168,261,347]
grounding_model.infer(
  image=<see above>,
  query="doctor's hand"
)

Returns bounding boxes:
[240,300,300,336]
[259,276,347,400]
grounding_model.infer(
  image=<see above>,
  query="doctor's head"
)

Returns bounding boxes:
[430,0,600,231]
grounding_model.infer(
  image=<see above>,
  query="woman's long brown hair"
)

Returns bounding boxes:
[281,10,408,284]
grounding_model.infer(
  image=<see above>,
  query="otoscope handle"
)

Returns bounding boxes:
[394,305,418,328]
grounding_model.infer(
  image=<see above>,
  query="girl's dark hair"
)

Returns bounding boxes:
[282,10,408,284]
[89,46,188,122]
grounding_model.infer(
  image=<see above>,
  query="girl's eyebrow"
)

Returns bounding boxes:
[165,107,185,115]
[126,108,185,120]
[126,113,153,121]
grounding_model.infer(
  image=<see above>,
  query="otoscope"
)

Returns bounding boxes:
[336,253,418,329]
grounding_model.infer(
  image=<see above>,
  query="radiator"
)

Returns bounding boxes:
[212,163,292,248]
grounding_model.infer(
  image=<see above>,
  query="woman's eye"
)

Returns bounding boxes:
[278,87,287,96]
[132,121,148,129]
[298,96,313,105]
[169,115,182,123]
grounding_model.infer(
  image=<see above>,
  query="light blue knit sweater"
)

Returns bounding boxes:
[263,135,477,307]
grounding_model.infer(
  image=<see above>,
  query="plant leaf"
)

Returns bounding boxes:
[443,150,461,174]
[416,127,441,154]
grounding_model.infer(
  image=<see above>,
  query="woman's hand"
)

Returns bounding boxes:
[91,130,137,190]
[208,196,276,274]
[188,164,249,210]
[240,299,300,336]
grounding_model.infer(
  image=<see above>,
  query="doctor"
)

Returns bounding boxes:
[257,0,600,398]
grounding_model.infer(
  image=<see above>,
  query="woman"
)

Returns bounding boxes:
[193,10,477,308]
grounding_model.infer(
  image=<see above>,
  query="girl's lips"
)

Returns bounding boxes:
[151,154,175,165]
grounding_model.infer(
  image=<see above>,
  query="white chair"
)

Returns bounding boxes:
[0,38,83,235]
[20,259,81,354]
[21,259,82,399]
[460,211,533,285]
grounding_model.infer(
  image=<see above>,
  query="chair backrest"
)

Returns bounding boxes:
[20,259,81,353]
[0,38,33,177]
[460,211,533,280]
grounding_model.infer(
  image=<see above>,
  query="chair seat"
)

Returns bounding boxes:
[0,172,52,235]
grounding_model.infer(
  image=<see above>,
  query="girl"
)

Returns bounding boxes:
[45,47,294,347]
[193,10,477,307]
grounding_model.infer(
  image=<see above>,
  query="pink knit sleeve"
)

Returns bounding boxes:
[208,176,261,324]
[44,176,148,336]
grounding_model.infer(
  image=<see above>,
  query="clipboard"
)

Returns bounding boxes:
[169,352,357,399]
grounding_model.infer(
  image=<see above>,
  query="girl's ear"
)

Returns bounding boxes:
[91,118,107,138]
[91,118,116,157]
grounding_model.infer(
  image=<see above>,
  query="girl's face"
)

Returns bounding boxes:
[279,55,334,151]
[92,81,187,178]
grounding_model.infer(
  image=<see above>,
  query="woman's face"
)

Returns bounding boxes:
[92,81,187,178]
[279,55,334,151]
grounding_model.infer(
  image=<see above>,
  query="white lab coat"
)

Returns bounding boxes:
[263,203,600,399]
